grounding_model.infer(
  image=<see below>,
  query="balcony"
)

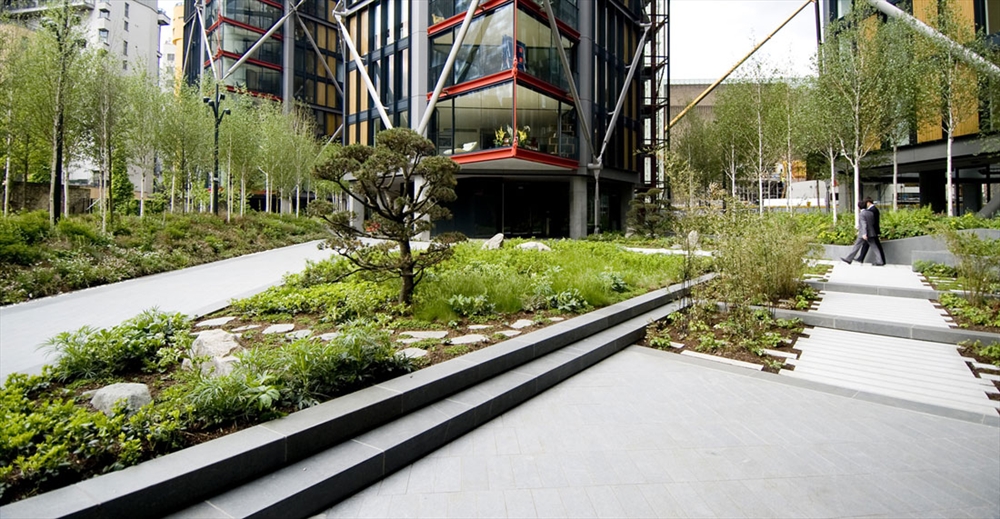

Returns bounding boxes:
[157,8,170,26]
[1,0,94,14]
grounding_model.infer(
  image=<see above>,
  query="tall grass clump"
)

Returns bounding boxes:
[712,206,815,304]
[940,229,1000,308]
[413,240,699,322]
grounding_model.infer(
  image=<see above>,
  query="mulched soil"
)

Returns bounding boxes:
[638,308,809,374]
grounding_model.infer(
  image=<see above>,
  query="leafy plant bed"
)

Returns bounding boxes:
[0,211,326,306]
[2,241,702,505]
[937,293,1000,333]
[641,303,808,373]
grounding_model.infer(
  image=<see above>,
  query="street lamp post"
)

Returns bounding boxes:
[204,84,230,216]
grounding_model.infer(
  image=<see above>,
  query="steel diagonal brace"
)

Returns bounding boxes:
[417,0,482,136]
[333,6,393,129]
[541,0,596,161]
[223,0,308,81]
[196,0,219,80]
[595,22,650,167]
[295,13,344,99]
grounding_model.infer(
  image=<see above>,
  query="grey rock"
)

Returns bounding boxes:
[232,325,260,332]
[482,233,505,250]
[517,241,552,251]
[510,319,535,330]
[548,317,565,322]
[195,316,237,328]
[317,332,339,341]
[203,355,238,377]
[287,329,313,340]
[398,347,428,359]
[397,338,425,345]
[468,324,492,330]
[262,323,295,335]
[90,383,152,416]
[687,230,700,249]
[191,329,241,358]
[399,330,449,340]
[450,334,488,345]
[497,330,522,338]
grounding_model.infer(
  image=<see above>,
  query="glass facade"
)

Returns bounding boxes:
[429,4,514,89]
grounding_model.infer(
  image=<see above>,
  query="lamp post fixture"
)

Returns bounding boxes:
[204,84,230,216]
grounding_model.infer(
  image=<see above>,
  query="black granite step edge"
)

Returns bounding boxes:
[168,300,686,519]
[0,274,711,519]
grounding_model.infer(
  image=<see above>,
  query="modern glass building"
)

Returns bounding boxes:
[181,0,660,236]
[182,0,343,135]
[342,0,652,238]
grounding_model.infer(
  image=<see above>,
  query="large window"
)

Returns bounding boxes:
[429,4,513,89]
[432,82,513,155]
[517,9,576,91]
[221,0,282,30]
[222,57,281,97]
[515,85,577,159]
[219,24,282,65]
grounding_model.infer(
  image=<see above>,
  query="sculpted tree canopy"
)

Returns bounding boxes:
[310,128,463,306]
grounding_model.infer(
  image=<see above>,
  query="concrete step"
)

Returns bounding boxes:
[779,370,1000,416]
[785,364,998,405]
[785,357,995,391]
[167,301,684,518]
[0,276,710,519]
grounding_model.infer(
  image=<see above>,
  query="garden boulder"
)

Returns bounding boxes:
[517,241,551,252]
[483,233,505,250]
[190,329,241,358]
[89,383,152,416]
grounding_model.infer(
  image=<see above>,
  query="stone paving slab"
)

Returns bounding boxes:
[787,328,999,415]
[813,292,952,328]
[826,262,929,289]
[319,347,1000,518]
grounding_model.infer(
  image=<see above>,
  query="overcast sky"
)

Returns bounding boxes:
[670,0,820,80]
[160,0,822,81]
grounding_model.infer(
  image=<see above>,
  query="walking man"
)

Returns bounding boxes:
[841,200,884,265]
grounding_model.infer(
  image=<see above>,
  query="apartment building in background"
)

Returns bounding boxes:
[179,0,663,237]
[2,0,171,191]
[825,0,1000,214]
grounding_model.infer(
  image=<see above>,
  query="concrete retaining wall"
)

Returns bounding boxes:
[817,229,1000,266]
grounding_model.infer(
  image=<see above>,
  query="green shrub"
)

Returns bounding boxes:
[960,340,1000,366]
[178,369,283,426]
[939,230,1000,308]
[45,310,193,381]
[0,373,186,505]
[447,294,495,317]
[939,292,1000,328]
[56,218,109,246]
[913,260,958,278]
[0,211,51,266]
[230,280,395,321]
[235,320,412,410]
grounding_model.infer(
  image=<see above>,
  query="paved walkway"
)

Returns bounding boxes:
[0,240,334,380]
[786,261,999,415]
[316,259,999,518]
[319,347,999,518]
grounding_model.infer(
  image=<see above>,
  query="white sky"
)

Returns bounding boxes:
[669,0,820,80]
[158,0,822,81]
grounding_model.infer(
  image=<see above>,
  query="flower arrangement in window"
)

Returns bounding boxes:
[516,125,530,145]
[494,126,511,147]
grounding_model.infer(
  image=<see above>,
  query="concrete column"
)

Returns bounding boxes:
[569,176,587,238]
[411,175,431,240]
[347,194,364,231]
[576,1,596,236]
[410,2,429,129]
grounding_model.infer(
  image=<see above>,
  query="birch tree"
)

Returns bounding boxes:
[817,4,895,226]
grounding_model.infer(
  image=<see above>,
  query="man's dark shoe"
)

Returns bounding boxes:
[840,257,852,264]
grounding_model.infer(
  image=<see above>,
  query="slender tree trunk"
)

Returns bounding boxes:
[853,159,861,229]
[170,172,176,214]
[140,159,146,218]
[892,144,898,211]
[50,109,64,224]
[240,174,245,216]
[829,146,837,225]
[295,181,300,217]
[264,170,270,213]
[946,133,954,216]
[398,239,414,305]
[3,125,11,216]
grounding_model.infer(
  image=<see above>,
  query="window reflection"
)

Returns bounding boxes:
[516,10,576,91]
[433,83,514,156]
[515,85,577,159]
[429,4,513,89]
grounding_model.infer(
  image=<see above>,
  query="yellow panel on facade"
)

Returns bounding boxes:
[318,83,326,105]
[360,10,370,55]
[956,64,980,137]
[913,0,936,22]
[317,26,326,48]
[360,120,369,146]
[349,70,358,113]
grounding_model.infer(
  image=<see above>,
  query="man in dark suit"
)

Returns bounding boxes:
[860,197,886,265]
[841,201,884,265]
